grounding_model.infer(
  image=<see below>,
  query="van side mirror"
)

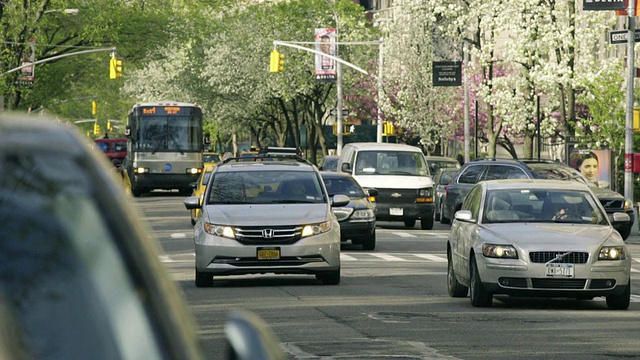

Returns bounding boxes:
[341,162,351,173]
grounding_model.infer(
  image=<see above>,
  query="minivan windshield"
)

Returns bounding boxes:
[355,151,429,176]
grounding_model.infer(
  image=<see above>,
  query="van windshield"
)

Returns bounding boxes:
[355,151,429,176]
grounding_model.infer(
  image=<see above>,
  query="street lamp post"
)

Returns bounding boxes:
[322,0,343,155]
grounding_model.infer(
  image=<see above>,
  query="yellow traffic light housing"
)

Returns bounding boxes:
[383,121,395,135]
[91,101,97,115]
[93,122,100,135]
[634,107,640,132]
[109,56,123,79]
[269,50,284,72]
[107,120,113,132]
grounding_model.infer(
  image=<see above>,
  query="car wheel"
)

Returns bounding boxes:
[132,188,143,197]
[362,232,376,251]
[606,278,630,310]
[434,207,440,221]
[316,268,340,285]
[447,256,468,298]
[440,204,450,224]
[420,215,434,230]
[404,219,416,228]
[195,268,213,288]
[470,257,492,307]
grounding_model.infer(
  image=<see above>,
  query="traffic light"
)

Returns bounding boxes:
[93,122,100,135]
[383,121,395,135]
[269,50,284,72]
[109,56,123,79]
[634,107,640,132]
[91,101,97,115]
[107,120,113,132]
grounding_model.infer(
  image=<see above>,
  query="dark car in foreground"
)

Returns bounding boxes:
[441,159,634,240]
[0,114,283,360]
[321,171,378,250]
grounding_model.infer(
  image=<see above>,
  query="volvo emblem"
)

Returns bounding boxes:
[262,229,274,238]
[391,192,401,198]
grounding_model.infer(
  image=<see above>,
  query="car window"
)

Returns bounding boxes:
[0,152,167,360]
[207,170,326,204]
[458,165,485,184]
[483,165,528,180]
[323,177,365,198]
[438,170,454,185]
[463,185,482,218]
[203,153,220,163]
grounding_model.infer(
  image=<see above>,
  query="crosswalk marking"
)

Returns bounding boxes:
[392,232,417,238]
[412,254,448,262]
[341,253,358,261]
[369,253,409,261]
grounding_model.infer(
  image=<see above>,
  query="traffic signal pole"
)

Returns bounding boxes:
[0,47,117,77]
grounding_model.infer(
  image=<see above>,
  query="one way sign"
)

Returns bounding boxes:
[609,29,640,45]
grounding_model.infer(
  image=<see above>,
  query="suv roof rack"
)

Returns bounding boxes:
[221,147,311,165]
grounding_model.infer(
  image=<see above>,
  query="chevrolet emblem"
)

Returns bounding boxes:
[391,193,401,198]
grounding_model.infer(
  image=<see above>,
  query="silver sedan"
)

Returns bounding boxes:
[447,179,632,309]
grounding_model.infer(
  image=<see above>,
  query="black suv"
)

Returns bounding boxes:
[441,159,634,239]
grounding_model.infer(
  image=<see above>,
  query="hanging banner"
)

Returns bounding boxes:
[432,61,462,87]
[314,28,336,82]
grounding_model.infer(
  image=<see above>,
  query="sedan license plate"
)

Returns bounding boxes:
[257,247,280,260]
[545,263,574,278]
[390,208,403,216]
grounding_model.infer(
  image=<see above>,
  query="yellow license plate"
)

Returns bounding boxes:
[257,248,280,260]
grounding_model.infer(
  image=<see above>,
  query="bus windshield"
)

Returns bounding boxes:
[135,115,200,153]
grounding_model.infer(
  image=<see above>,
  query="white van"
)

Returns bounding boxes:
[338,142,435,229]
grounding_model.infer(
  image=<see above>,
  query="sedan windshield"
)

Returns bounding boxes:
[483,188,608,225]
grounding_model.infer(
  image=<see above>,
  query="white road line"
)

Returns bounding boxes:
[340,253,358,261]
[392,232,417,238]
[632,268,640,273]
[170,233,187,238]
[368,253,408,261]
[412,254,448,262]
[630,295,640,302]
[633,258,640,264]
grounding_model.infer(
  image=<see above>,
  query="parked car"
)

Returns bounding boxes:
[320,171,378,250]
[189,164,216,225]
[319,155,339,171]
[424,155,459,175]
[441,158,634,240]
[337,142,435,230]
[0,114,285,359]
[447,179,631,309]
[184,148,349,287]
[433,168,458,222]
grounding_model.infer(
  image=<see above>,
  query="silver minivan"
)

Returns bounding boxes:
[184,149,349,287]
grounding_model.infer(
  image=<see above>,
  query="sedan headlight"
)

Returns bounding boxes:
[482,244,518,259]
[204,222,235,239]
[598,246,626,260]
[351,208,375,221]
[301,221,331,238]
[623,199,633,211]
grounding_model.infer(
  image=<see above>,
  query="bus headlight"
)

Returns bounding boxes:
[186,168,201,174]
[134,167,149,174]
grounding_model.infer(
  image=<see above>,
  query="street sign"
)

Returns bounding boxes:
[432,61,462,87]
[609,29,640,45]
[583,0,625,11]
[329,109,349,116]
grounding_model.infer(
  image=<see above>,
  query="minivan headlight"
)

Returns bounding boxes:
[301,221,331,237]
[204,222,235,239]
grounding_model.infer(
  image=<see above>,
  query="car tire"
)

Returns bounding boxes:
[434,207,440,221]
[440,204,450,224]
[606,279,630,310]
[132,188,143,197]
[404,219,416,228]
[195,268,213,288]
[420,215,434,230]
[362,232,376,251]
[447,256,468,298]
[470,258,492,307]
[317,268,340,285]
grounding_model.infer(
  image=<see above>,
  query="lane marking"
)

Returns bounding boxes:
[392,232,416,238]
[170,233,187,238]
[412,254,447,262]
[340,253,357,261]
[369,253,408,261]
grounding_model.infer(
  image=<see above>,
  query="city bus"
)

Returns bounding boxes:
[123,101,203,197]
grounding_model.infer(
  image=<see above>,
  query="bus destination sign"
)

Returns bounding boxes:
[141,106,189,116]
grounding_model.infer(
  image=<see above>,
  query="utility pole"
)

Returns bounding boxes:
[376,38,384,143]
[625,0,635,202]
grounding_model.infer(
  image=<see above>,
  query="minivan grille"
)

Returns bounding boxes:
[234,225,302,245]
[529,251,589,264]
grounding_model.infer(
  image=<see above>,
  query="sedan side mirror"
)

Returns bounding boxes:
[183,196,200,210]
